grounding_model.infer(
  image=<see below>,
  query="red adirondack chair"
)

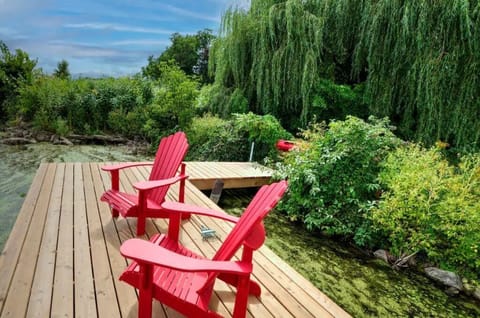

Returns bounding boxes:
[100,131,189,236]
[119,180,288,318]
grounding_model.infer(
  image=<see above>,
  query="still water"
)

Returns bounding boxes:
[0,143,479,317]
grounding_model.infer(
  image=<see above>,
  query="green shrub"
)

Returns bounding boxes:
[371,146,480,279]
[185,114,249,161]
[275,116,400,245]
[234,112,293,161]
[18,77,70,131]
[142,62,199,142]
[54,117,70,136]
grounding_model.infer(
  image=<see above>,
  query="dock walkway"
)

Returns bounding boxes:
[0,162,350,318]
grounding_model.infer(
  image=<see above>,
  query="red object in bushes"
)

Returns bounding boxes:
[276,139,295,152]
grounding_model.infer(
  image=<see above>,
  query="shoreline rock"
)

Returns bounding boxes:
[374,250,479,302]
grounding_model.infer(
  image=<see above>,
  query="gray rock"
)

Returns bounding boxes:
[373,249,390,264]
[424,267,463,290]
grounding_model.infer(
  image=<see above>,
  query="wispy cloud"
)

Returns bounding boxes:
[64,23,174,35]
[0,27,28,40]
[159,4,221,23]
[109,39,171,47]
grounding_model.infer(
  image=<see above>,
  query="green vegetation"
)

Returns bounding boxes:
[0,41,37,122]
[372,146,480,279]
[275,116,401,246]
[275,116,480,280]
[53,60,70,80]
[142,29,215,84]
[186,112,291,161]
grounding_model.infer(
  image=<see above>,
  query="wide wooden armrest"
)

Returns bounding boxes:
[121,239,252,275]
[133,175,188,191]
[161,201,239,224]
[101,162,153,172]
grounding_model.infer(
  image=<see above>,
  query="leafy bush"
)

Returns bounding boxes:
[16,76,70,131]
[275,116,400,245]
[234,112,293,160]
[142,62,199,142]
[0,42,37,122]
[186,112,292,161]
[185,114,249,161]
[371,146,480,279]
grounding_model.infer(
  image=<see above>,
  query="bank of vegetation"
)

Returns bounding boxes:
[1,0,479,307]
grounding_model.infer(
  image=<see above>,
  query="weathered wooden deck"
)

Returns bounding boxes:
[0,162,350,318]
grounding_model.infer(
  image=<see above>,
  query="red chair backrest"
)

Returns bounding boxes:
[149,131,189,203]
[213,181,288,261]
[197,181,287,292]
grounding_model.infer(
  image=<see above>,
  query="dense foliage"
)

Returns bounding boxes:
[9,62,198,142]
[0,41,37,122]
[275,116,400,245]
[372,146,480,279]
[211,0,480,150]
[186,112,292,161]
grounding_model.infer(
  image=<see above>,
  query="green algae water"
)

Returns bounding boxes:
[0,143,149,250]
[219,188,480,318]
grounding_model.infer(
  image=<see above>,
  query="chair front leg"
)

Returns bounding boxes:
[232,275,250,318]
[138,263,153,318]
[110,169,120,217]
[137,190,147,236]
[178,163,191,220]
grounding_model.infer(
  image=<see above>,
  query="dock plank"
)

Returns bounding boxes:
[26,163,64,318]
[73,163,97,318]
[51,163,75,318]
[1,163,56,318]
[0,163,48,313]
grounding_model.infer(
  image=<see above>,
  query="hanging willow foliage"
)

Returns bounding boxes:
[211,0,480,149]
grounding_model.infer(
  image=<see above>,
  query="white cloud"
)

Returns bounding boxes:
[160,4,221,23]
[0,27,28,40]
[0,0,53,18]
[64,23,174,35]
[109,39,170,47]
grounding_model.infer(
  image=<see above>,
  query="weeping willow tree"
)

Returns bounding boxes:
[211,0,480,149]
[353,0,480,148]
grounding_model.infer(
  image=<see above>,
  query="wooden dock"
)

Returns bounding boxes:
[0,162,350,318]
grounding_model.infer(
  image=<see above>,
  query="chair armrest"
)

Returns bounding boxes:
[161,201,239,224]
[101,162,153,172]
[121,239,252,275]
[133,175,188,191]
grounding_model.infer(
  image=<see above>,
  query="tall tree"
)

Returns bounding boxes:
[53,59,71,79]
[142,29,215,83]
[0,41,37,122]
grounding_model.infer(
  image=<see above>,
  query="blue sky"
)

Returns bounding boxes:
[0,0,248,77]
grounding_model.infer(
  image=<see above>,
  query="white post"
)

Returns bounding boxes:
[249,141,255,162]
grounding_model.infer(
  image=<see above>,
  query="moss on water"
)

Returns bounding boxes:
[219,189,480,318]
